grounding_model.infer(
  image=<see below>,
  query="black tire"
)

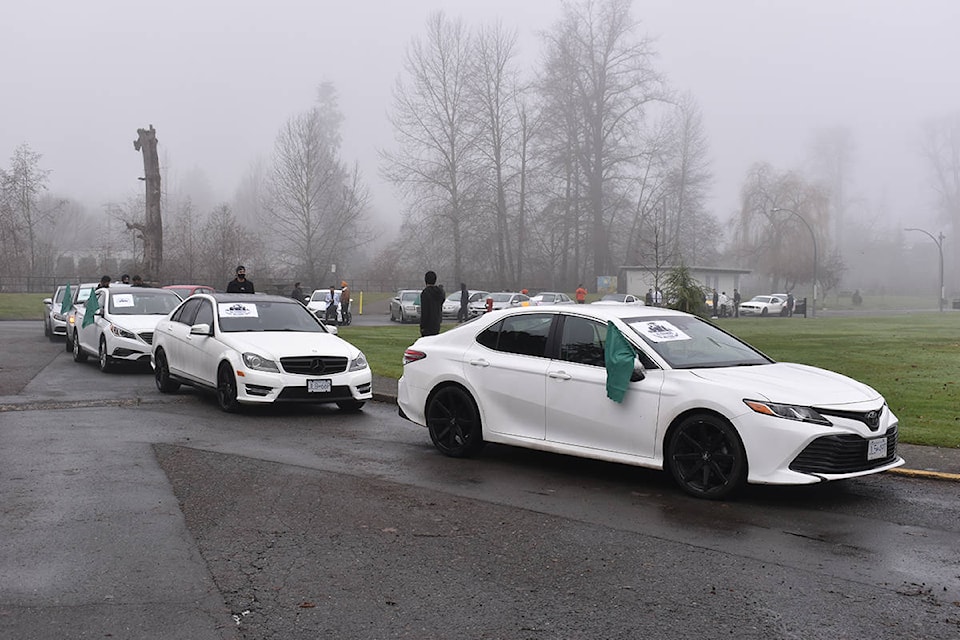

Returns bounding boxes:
[154,349,180,393]
[400,309,407,324]
[760,308,768,317]
[426,386,485,458]
[666,413,746,500]
[44,318,51,338]
[98,337,114,373]
[216,363,240,413]
[65,328,73,352]
[72,330,87,363]
[336,399,365,412]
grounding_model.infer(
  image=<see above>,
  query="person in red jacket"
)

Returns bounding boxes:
[575,284,587,303]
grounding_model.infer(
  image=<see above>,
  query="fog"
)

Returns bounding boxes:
[3,0,959,293]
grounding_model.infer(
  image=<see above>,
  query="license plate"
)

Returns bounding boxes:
[867,437,887,461]
[307,379,331,393]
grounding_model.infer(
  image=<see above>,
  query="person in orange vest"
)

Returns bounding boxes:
[575,284,587,303]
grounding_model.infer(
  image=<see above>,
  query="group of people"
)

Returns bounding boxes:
[710,288,743,318]
[95,273,147,290]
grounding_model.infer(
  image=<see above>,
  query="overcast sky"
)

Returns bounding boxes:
[3,0,959,235]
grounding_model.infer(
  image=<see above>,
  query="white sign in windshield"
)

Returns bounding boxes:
[219,302,259,318]
[630,320,691,343]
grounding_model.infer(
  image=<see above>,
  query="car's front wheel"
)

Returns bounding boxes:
[666,413,746,500]
[72,331,87,363]
[154,349,180,393]
[336,399,365,412]
[216,363,239,413]
[44,318,51,338]
[98,337,114,373]
[426,385,485,457]
[760,308,768,316]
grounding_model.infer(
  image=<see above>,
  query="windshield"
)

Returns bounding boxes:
[218,300,325,333]
[625,315,771,369]
[489,292,515,302]
[601,294,626,302]
[76,287,95,304]
[108,290,182,315]
[750,296,772,303]
[401,291,419,302]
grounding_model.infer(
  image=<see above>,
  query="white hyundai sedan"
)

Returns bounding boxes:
[71,287,183,372]
[152,293,372,413]
[398,304,903,499]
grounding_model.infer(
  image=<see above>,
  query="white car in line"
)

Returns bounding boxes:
[42,284,70,340]
[71,287,183,372]
[467,292,531,317]
[151,293,372,413]
[398,304,903,499]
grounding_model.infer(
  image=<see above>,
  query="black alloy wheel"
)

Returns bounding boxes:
[98,337,114,373]
[154,349,180,393]
[216,363,240,413]
[426,386,485,457]
[72,331,87,363]
[667,413,746,500]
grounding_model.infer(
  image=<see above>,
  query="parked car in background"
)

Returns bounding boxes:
[467,292,531,317]
[592,293,644,306]
[307,289,340,323]
[64,282,100,353]
[163,284,216,299]
[42,285,70,340]
[528,291,575,306]
[152,293,372,413]
[71,287,183,372]
[390,289,422,323]
[398,304,903,500]
[442,289,490,320]
[738,294,789,317]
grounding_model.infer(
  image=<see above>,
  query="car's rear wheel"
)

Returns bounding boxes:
[216,363,239,413]
[667,413,746,500]
[426,386,485,457]
[72,331,87,363]
[98,337,114,373]
[336,399,365,412]
[154,349,180,393]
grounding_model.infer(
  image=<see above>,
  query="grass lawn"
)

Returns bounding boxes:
[0,293,49,321]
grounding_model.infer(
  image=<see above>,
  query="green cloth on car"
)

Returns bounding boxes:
[59,284,72,315]
[604,321,635,403]
[82,289,100,328]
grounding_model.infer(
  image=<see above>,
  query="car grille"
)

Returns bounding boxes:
[277,385,354,401]
[789,427,898,474]
[816,406,884,431]
[280,356,348,376]
[139,331,154,345]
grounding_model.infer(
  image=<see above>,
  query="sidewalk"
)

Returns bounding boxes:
[371,375,960,481]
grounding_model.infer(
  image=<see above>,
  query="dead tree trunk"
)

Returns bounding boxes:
[132,125,162,282]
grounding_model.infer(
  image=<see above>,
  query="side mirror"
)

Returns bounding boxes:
[630,356,646,382]
[190,323,211,336]
[42,297,53,305]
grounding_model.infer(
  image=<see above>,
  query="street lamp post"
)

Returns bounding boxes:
[772,207,818,318]
[904,227,945,313]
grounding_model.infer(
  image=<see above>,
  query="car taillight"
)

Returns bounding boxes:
[403,349,426,365]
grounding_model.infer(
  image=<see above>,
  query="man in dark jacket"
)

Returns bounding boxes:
[458,282,469,322]
[419,270,445,336]
[226,265,255,293]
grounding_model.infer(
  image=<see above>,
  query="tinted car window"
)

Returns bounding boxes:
[560,316,606,366]
[476,313,552,357]
[194,299,213,327]
[173,298,202,326]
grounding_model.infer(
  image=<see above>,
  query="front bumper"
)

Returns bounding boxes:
[234,367,373,405]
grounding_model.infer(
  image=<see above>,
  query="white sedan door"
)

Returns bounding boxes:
[181,298,219,385]
[462,313,554,440]
[544,315,661,458]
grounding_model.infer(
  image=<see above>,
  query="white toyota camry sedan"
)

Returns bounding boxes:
[152,293,372,413]
[398,304,903,499]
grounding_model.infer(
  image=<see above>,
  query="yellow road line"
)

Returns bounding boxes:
[887,468,960,482]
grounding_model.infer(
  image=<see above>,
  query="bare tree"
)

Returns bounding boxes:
[540,0,664,283]
[383,11,480,286]
[920,112,960,295]
[264,83,371,287]
[133,125,163,282]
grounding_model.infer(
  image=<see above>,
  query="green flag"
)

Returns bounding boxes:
[82,289,100,328]
[59,283,72,315]
[604,321,635,403]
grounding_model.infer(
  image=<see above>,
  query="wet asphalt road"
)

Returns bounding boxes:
[1,321,959,639]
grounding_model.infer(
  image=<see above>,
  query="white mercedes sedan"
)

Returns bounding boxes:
[398,304,903,499]
[152,293,372,413]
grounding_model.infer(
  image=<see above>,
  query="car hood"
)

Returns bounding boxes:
[107,315,169,331]
[690,362,881,407]
[220,331,360,359]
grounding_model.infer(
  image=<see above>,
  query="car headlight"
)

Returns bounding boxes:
[348,353,368,371]
[242,352,280,372]
[109,324,137,340]
[744,400,832,426]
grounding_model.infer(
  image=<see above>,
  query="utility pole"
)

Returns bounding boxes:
[132,125,163,283]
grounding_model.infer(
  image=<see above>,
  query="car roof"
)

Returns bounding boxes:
[478,303,687,322]
[163,284,213,289]
[190,293,299,305]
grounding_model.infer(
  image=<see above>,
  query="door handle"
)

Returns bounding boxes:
[548,371,571,380]
[468,359,489,367]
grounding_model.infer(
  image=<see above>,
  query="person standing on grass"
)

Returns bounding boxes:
[575,284,587,304]
[419,271,445,336]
